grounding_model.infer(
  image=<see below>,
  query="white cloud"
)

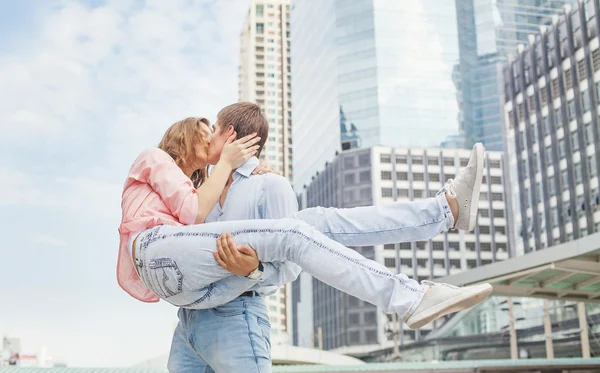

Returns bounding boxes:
[0,0,251,366]
[31,233,67,247]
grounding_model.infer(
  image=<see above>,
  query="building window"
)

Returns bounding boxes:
[397,172,408,181]
[555,108,563,129]
[381,171,392,180]
[397,189,409,198]
[411,156,423,165]
[344,173,355,184]
[256,4,264,16]
[562,169,570,191]
[493,209,505,218]
[384,244,395,250]
[443,157,454,166]
[559,138,566,159]
[581,91,591,112]
[380,154,391,163]
[575,162,583,183]
[428,157,439,166]
[348,313,359,325]
[413,190,424,198]
[359,154,370,167]
[413,173,424,181]
[585,122,594,146]
[381,188,393,198]
[344,157,355,168]
[360,188,371,200]
[256,23,264,34]
[572,130,580,151]
[396,155,407,164]
[360,170,371,182]
[479,226,490,234]
[430,174,440,182]
[568,100,576,121]
[589,155,597,177]
[365,330,378,343]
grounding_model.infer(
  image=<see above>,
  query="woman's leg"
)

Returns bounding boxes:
[290,193,453,247]
[288,142,485,245]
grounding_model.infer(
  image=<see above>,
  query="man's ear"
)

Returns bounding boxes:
[225,125,235,136]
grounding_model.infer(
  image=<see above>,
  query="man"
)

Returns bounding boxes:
[167,102,299,372]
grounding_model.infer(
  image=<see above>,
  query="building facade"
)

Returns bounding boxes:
[456,0,576,152]
[503,0,600,254]
[291,0,461,191]
[292,146,510,355]
[239,0,292,181]
[239,0,293,343]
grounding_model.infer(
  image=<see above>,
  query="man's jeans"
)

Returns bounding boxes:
[158,195,453,372]
[168,295,270,373]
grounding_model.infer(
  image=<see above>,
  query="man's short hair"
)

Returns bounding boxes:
[217,102,269,157]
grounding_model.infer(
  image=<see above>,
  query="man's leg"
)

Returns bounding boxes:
[168,309,214,373]
[189,296,271,373]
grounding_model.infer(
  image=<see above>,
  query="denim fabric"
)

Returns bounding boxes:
[167,295,271,373]
[135,194,453,315]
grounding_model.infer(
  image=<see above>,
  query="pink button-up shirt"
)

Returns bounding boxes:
[118,148,199,302]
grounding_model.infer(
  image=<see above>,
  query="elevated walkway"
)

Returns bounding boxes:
[438,232,600,302]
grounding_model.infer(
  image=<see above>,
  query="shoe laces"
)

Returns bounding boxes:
[444,179,458,198]
[422,280,459,290]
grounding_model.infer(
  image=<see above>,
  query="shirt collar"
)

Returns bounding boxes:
[234,157,260,180]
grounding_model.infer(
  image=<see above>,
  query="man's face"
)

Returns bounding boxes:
[207,119,234,165]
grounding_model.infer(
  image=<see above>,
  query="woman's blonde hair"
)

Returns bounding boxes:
[158,117,211,187]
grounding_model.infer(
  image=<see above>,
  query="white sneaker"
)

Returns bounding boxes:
[403,281,493,329]
[440,143,485,231]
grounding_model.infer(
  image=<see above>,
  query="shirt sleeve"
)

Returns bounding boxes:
[134,148,199,225]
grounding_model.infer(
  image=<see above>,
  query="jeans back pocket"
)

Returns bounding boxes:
[147,258,183,299]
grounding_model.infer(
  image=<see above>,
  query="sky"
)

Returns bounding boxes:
[0,0,248,367]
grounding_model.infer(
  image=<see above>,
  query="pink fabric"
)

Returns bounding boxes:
[117,148,199,303]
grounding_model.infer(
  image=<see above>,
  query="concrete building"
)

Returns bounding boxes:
[292,146,510,356]
[291,0,461,191]
[503,0,600,254]
[239,0,292,180]
[239,0,293,343]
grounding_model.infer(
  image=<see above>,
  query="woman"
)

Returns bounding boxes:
[118,117,492,330]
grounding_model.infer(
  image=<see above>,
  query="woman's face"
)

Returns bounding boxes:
[189,123,213,170]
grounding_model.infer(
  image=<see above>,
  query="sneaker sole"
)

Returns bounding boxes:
[405,283,493,330]
[468,143,485,231]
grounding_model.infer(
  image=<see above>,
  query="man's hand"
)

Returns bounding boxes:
[213,232,259,276]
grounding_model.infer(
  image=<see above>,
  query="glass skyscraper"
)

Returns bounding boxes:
[291,0,461,191]
[456,0,576,151]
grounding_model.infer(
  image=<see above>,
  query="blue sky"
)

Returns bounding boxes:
[0,0,247,366]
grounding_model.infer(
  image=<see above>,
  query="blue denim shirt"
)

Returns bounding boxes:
[205,157,302,296]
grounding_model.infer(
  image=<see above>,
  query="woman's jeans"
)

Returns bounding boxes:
[134,194,453,317]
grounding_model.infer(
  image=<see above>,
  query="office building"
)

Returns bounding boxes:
[503,0,600,254]
[292,146,510,355]
[456,0,576,151]
[291,0,461,191]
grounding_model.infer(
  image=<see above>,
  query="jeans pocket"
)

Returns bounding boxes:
[147,258,183,299]
[257,317,271,354]
[209,302,246,317]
